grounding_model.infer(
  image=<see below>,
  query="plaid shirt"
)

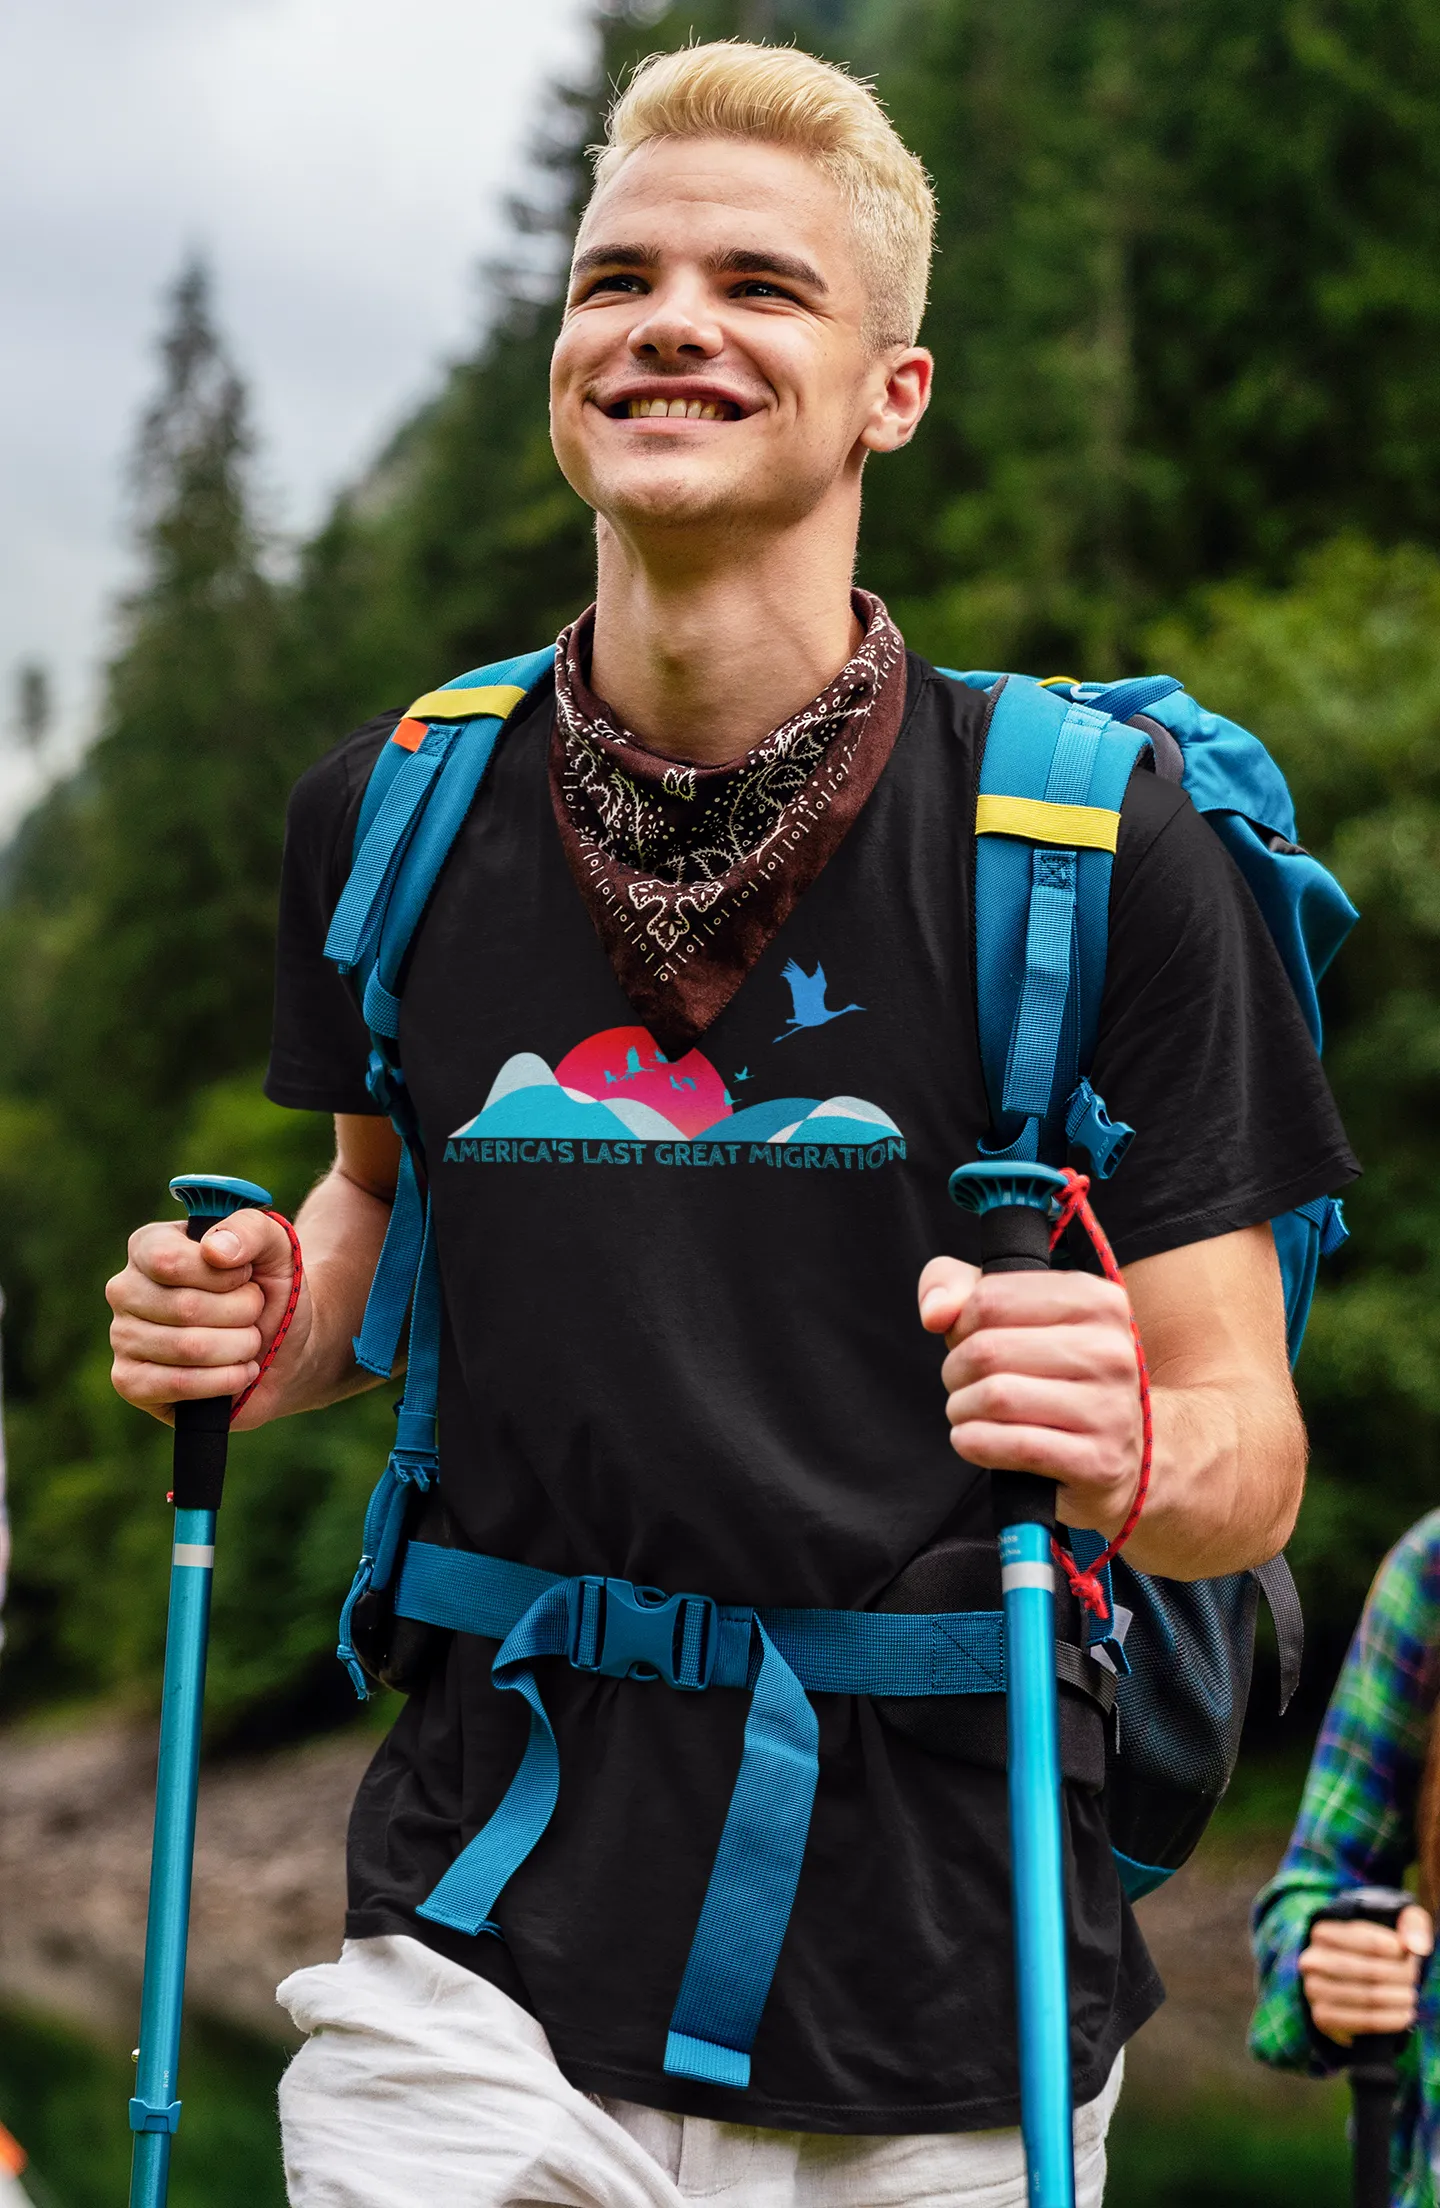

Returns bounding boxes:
[1250,1512,1440,2206]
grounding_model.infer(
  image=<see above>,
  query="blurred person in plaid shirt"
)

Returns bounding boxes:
[1252,1512,1440,2202]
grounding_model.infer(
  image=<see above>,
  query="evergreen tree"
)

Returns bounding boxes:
[0,263,323,1716]
[1152,540,1440,1651]
[861,0,1440,668]
[3,262,288,1288]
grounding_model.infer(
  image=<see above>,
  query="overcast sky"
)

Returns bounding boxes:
[0,0,591,832]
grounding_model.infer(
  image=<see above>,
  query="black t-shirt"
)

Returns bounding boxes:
[266,656,1356,2134]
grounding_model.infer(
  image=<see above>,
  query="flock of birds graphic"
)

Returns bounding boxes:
[599,959,863,1103]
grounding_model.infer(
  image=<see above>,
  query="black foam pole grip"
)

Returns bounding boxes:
[1310,1886,1410,2208]
[980,1204,1056,1532]
[979,1203,1053,1274]
[171,1213,233,1511]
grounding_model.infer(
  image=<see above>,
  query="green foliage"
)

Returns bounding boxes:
[1106,2082,1350,2204]
[0,2002,287,2208]
[1153,541,1440,1635]
[863,0,1440,667]
[0,267,389,1727]
[4,0,1440,1732]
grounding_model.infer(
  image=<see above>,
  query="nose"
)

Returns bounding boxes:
[626,274,723,365]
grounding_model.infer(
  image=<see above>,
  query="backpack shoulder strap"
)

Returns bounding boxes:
[325,647,556,1033]
[351,649,557,855]
[944,670,1151,1174]
[323,647,556,1533]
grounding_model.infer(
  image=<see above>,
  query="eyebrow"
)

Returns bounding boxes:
[570,242,828,292]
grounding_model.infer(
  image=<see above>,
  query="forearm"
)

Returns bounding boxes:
[235,1160,394,1426]
[1108,1222,1304,1580]
[1116,1373,1305,1580]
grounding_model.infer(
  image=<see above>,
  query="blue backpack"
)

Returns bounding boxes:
[321,650,1355,2091]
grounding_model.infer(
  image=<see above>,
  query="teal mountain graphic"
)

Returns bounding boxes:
[450,1053,682,1142]
[450,1052,903,1150]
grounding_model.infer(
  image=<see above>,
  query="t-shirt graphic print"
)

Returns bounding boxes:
[444,1017,907,1174]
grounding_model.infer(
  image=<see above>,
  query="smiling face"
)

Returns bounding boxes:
[550,135,931,557]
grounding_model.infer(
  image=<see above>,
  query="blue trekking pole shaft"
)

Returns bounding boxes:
[128,1174,271,2208]
[951,1161,1074,2208]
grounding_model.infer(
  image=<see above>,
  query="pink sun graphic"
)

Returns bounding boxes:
[554,1026,731,1139]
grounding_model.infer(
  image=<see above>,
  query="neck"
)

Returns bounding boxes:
[588,501,864,766]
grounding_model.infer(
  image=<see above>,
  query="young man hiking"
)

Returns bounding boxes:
[107,42,1356,2207]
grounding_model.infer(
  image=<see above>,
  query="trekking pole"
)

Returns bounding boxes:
[128,1173,273,2208]
[1310,1885,1413,2208]
[950,1160,1074,2208]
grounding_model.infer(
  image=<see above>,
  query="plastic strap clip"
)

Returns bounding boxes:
[1065,1078,1135,1180]
[128,2098,182,2135]
[568,1577,719,1691]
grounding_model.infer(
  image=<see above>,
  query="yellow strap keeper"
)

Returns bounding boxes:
[403,684,530,723]
[975,794,1120,853]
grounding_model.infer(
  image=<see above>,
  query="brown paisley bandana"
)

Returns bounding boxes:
[549,591,909,1055]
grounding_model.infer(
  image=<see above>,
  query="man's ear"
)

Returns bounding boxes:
[861,347,933,455]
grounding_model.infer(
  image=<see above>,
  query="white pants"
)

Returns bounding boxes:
[277,1936,1121,2207]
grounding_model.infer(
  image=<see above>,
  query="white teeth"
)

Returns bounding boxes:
[623,396,728,419]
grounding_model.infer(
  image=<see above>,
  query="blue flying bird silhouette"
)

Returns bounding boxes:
[774,959,864,1043]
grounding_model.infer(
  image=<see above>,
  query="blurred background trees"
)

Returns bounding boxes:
[2,0,1440,1732]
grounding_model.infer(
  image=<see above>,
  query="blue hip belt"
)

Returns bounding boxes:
[386,1540,1109,2093]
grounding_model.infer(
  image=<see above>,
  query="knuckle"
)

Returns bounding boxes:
[170,1364,225,1401]
[149,1240,188,1286]
[113,1361,158,1407]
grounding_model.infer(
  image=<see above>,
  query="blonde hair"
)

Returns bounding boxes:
[590,42,935,348]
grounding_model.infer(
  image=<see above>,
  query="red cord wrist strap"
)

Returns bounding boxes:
[230,1208,304,1422]
[1046,1167,1152,1621]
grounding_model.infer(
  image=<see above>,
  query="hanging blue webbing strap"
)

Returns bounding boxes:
[352,1142,425,1378]
[335,1204,443,1696]
[997,700,1109,1127]
[999,847,1080,1129]
[414,1578,573,1941]
[662,1621,819,2087]
[958,674,1153,1173]
[392,1539,1049,2088]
